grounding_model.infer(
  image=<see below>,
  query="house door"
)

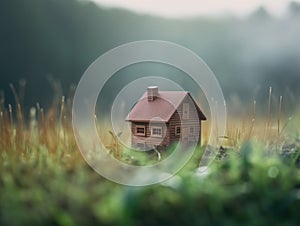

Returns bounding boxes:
[182,127,189,145]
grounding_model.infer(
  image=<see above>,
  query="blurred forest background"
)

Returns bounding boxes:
[1,0,300,115]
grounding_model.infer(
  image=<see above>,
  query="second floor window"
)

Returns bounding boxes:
[183,103,189,119]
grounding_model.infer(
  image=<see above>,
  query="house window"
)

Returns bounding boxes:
[151,126,162,137]
[175,126,181,136]
[136,125,145,136]
[183,103,189,119]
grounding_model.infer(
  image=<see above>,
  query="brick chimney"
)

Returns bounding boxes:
[147,86,158,101]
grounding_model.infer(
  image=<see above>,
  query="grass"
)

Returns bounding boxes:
[121,144,178,166]
[0,84,300,225]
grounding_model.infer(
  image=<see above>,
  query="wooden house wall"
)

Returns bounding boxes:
[131,122,170,149]
[169,96,201,144]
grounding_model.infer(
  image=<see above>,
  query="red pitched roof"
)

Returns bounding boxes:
[126,91,206,122]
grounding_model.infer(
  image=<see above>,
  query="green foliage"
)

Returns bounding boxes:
[1,141,300,226]
[121,143,178,166]
[122,142,300,226]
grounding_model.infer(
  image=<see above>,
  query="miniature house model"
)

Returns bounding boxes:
[126,86,206,150]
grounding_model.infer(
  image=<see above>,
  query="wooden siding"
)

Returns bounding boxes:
[169,95,201,145]
[131,122,170,150]
[131,95,203,149]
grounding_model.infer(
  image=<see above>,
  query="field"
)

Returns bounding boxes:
[1,88,300,226]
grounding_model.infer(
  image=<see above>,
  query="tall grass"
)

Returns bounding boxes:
[214,87,295,153]
[0,83,297,164]
[0,83,84,172]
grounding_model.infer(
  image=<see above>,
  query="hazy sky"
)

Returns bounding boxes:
[91,0,300,18]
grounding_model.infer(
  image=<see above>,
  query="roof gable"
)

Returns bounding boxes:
[126,91,206,122]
